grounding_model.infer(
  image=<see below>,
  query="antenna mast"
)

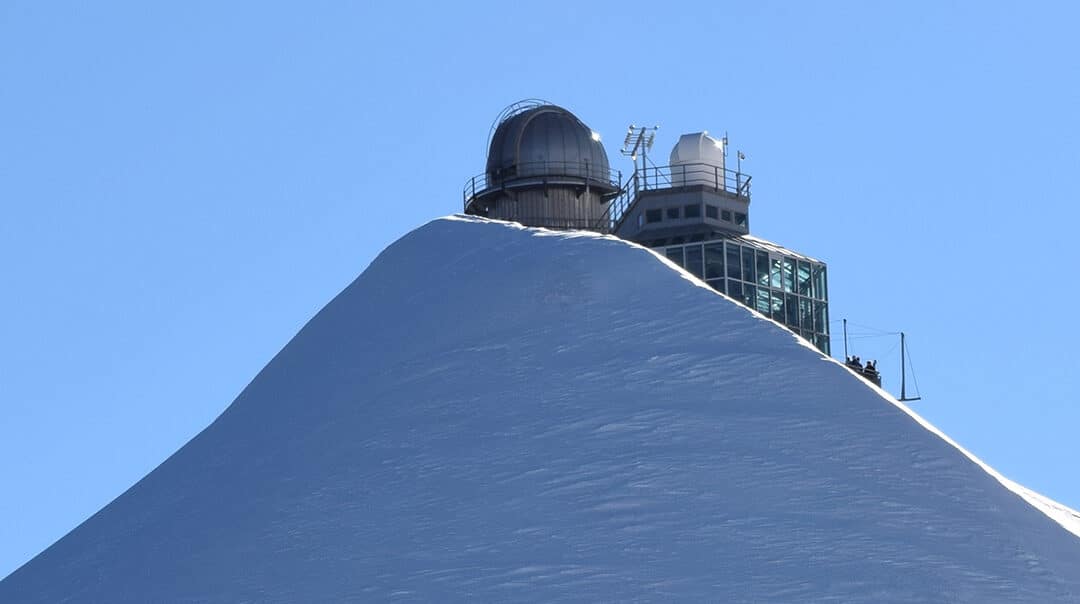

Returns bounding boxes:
[621,124,658,180]
[899,331,922,403]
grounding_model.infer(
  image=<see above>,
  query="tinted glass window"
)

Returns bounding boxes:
[813,265,828,300]
[771,291,785,321]
[726,243,741,279]
[741,283,756,308]
[756,287,771,314]
[800,297,813,330]
[685,204,701,218]
[756,251,770,286]
[704,243,725,279]
[666,207,680,220]
[735,212,747,227]
[706,205,719,219]
[814,300,828,334]
[721,209,732,222]
[666,247,684,266]
[742,246,755,283]
[797,260,812,296]
[727,279,742,300]
[708,279,725,294]
[782,258,795,293]
[646,209,662,223]
[815,333,830,354]
[786,293,799,327]
[685,245,704,278]
[770,258,782,289]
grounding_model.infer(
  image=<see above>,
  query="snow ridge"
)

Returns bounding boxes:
[2,216,1079,602]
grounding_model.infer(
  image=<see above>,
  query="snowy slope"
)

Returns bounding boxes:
[3,216,1080,602]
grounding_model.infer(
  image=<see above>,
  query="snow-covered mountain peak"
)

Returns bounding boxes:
[3,216,1079,602]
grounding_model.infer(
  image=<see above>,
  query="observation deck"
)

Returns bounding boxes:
[599,162,751,234]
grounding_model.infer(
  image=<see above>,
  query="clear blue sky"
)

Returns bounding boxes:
[2,1,1078,579]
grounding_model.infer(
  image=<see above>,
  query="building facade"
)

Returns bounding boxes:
[655,237,830,353]
[465,103,830,354]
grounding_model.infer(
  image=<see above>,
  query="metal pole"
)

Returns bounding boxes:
[843,319,848,360]
[900,332,907,401]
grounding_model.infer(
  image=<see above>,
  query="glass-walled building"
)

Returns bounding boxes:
[656,236,830,354]
[600,132,832,355]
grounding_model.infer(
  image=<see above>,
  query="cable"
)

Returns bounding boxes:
[905,341,922,397]
[845,321,899,335]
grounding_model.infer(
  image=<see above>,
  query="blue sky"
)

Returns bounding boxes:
[2,1,1078,579]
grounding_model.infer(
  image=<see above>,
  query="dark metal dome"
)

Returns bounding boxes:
[485,104,616,190]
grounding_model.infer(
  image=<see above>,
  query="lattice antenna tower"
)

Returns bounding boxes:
[620,124,658,174]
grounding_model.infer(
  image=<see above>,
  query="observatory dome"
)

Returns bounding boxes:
[669,132,726,168]
[669,132,727,188]
[485,104,614,188]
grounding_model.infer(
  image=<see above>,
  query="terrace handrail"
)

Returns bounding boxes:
[595,162,752,234]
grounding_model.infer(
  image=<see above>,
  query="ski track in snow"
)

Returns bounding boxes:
[2,215,1079,603]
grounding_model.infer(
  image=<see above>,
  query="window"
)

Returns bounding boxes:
[742,246,755,283]
[756,287,771,314]
[685,245,704,278]
[770,258,782,289]
[721,209,732,222]
[742,284,756,309]
[735,212,747,227]
[708,279,725,294]
[813,265,828,300]
[706,205,719,219]
[815,333,830,354]
[800,297,813,330]
[684,204,701,218]
[797,260,812,297]
[705,243,725,279]
[646,209,662,223]
[726,243,741,280]
[727,279,742,300]
[666,247,684,266]
[782,257,795,293]
[814,300,828,335]
[771,292,785,322]
[757,251,770,287]
[786,293,799,328]
[666,207,680,220]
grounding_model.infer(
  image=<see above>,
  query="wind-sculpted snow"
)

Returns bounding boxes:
[3,216,1080,602]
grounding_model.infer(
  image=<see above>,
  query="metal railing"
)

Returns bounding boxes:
[463,161,621,212]
[595,162,752,233]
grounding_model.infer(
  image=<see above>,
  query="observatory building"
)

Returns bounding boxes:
[464,101,830,354]
[463,102,621,229]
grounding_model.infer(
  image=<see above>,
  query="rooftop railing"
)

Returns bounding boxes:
[463,161,621,213]
[595,162,751,233]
